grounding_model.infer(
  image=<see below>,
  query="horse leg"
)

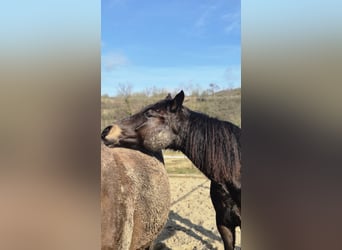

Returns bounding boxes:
[216,218,235,250]
[140,245,151,250]
[210,182,237,250]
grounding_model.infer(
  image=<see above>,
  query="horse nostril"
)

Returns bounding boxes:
[101,125,112,140]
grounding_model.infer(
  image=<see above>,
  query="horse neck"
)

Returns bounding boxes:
[175,110,234,183]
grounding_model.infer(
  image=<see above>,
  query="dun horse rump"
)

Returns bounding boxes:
[101,91,241,250]
[101,144,170,250]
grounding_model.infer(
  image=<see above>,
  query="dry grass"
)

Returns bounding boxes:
[101,88,241,130]
[163,150,202,175]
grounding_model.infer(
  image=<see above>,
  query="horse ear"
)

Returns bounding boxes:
[165,93,172,100]
[171,90,184,112]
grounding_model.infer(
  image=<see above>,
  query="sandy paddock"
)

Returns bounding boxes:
[154,175,241,250]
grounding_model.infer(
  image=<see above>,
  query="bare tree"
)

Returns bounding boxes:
[117,82,132,97]
[227,81,234,90]
[143,86,153,97]
[117,83,133,115]
[209,83,220,96]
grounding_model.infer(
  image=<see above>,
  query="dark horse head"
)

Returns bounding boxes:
[101,90,241,187]
[101,91,186,152]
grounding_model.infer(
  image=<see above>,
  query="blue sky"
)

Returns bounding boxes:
[101,0,240,96]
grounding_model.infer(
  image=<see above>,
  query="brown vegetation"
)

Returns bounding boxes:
[101,88,241,130]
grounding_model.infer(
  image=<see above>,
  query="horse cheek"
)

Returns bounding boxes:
[143,127,174,151]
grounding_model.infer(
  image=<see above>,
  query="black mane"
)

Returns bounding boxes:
[173,108,241,185]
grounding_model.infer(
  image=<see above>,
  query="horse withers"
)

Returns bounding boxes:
[102,91,241,250]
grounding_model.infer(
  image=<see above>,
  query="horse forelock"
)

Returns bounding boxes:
[139,98,171,113]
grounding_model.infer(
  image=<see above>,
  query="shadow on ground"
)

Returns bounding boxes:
[154,209,221,250]
[154,178,241,250]
[154,179,222,249]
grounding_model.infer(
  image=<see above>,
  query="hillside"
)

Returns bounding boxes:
[101,88,241,130]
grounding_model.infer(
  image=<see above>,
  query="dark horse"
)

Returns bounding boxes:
[101,91,241,250]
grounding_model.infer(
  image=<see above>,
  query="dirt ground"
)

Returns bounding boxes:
[154,175,241,250]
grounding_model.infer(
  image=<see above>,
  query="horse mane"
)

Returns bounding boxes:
[179,108,241,184]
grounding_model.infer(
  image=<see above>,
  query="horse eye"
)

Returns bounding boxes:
[144,110,153,118]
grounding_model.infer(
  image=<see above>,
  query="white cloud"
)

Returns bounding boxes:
[195,4,218,28]
[102,52,129,72]
[222,11,240,33]
[224,21,240,33]
[222,12,239,21]
[193,4,240,35]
